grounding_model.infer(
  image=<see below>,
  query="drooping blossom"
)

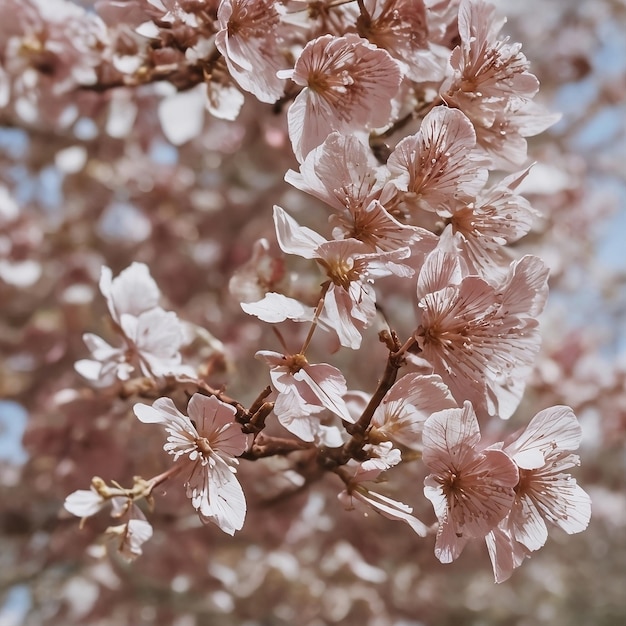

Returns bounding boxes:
[75,263,194,385]
[386,106,488,215]
[415,243,549,419]
[64,477,154,560]
[273,205,413,349]
[215,0,287,103]
[422,401,519,563]
[256,349,353,443]
[105,514,154,562]
[486,405,592,582]
[133,394,248,535]
[282,34,401,161]
[356,0,447,82]
[339,442,429,536]
[369,373,457,451]
[285,132,434,253]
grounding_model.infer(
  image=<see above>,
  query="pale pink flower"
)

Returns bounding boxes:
[283,34,401,161]
[487,406,591,580]
[422,401,519,563]
[133,394,248,534]
[285,132,387,217]
[285,132,432,253]
[415,246,549,419]
[339,442,429,536]
[215,0,286,103]
[256,350,354,441]
[356,0,446,82]
[445,0,540,103]
[444,168,539,280]
[386,106,488,215]
[274,205,413,349]
[75,263,193,385]
[369,373,458,450]
[441,0,559,167]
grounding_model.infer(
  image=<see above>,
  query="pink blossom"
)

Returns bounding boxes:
[75,263,193,384]
[387,106,488,215]
[370,373,458,450]
[284,34,401,161]
[256,350,353,440]
[485,405,591,581]
[415,246,549,419]
[356,0,446,82]
[133,394,248,534]
[229,238,287,304]
[285,132,432,252]
[274,205,413,348]
[422,401,519,563]
[215,0,286,103]
[441,0,559,167]
[105,509,153,562]
[444,168,539,280]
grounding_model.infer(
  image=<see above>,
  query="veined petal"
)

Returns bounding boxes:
[273,205,325,258]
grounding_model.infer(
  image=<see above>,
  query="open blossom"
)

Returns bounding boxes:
[134,394,248,535]
[215,0,286,103]
[444,168,539,281]
[339,442,429,536]
[415,243,549,419]
[283,34,401,161]
[386,106,488,215]
[369,373,457,451]
[486,406,592,582]
[441,0,559,166]
[273,205,413,349]
[256,349,353,443]
[356,0,446,82]
[285,132,434,253]
[423,401,519,563]
[75,263,193,385]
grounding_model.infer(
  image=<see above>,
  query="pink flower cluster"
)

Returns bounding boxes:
[50,0,593,584]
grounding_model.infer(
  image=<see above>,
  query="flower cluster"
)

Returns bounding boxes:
[33,0,595,587]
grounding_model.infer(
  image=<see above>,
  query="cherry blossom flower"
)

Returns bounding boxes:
[422,401,519,563]
[215,0,287,103]
[444,168,539,280]
[339,442,429,536]
[256,349,353,441]
[356,0,446,82]
[386,106,488,215]
[369,373,457,451]
[273,205,413,348]
[285,132,433,253]
[441,0,559,167]
[283,34,401,161]
[486,405,592,581]
[75,263,193,385]
[415,244,549,419]
[134,394,248,534]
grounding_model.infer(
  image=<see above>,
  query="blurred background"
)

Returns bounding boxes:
[1,0,625,624]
